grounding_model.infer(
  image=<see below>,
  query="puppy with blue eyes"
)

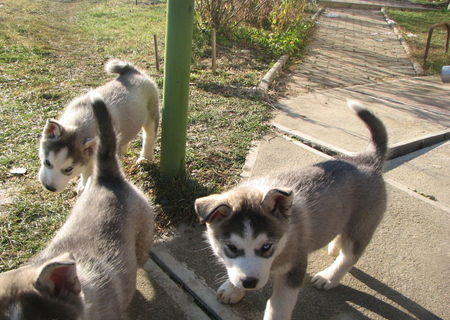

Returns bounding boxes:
[39,58,159,193]
[195,101,388,320]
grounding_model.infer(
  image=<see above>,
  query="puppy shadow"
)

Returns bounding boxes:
[136,162,217,225]
[126,267,190,320]
[294,268,442,320]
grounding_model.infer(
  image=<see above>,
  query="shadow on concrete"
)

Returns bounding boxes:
[127,268,189,320]
[384,140,447,172]
[153,222,447,320]
[291,268,443,320]
[349,268,443,320]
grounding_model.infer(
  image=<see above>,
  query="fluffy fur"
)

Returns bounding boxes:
[195,100,388,320]
[0,94,154,320]
[39,59,159,193]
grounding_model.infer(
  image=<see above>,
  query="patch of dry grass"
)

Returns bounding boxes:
[0,0,276,271]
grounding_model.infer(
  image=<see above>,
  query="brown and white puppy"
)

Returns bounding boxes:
[0,94,154,320]
[195,101,388,320]
[39,59,159,193]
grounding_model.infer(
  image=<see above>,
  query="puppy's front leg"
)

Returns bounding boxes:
[264,264,306,320]
[77,163,94,194]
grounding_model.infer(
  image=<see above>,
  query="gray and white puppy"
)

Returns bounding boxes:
[0,94,154,320]
[195,101,388,320]
[39,59,159,193]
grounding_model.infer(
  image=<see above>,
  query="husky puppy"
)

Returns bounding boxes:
[195,101,388,320]
[39,59,159,193]
[0,94,154,320]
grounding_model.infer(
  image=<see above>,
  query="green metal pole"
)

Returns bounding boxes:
[160,0,195,178]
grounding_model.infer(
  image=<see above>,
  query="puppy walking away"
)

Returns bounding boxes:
[0,94,154,320]
[39,59,159,193]
[195,100,388,320]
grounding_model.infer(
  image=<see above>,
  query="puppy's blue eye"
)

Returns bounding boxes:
[261,243,273,252]
[64,167,74,174]
[226,244,238,253]
[44,160,52,168]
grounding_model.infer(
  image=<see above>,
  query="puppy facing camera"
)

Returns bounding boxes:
[195,100,388,320]
[38,58,160,193]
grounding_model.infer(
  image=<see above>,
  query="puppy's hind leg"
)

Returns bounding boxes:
[119,142,130,158]
[137,119,157,164]
[135,210,154,267]
[312,235,360,290]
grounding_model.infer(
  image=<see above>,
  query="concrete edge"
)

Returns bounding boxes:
[241,135,450,214]
[281,134,335,160]
[274,119,450,161]
[257,54,290,92]
[311,6,326,21]
[241,141,262,179]
[384,177,450,213]
[388,130,450,159]
[271,121,352,157]
[150,247,244,320]
[381,7,424,76]
[143,259,210,320]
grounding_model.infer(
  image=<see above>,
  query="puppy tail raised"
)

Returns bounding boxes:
[104,58,138,75]
[347,100,388,172]
[89,92,122,182]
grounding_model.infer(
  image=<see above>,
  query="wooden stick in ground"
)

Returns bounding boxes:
[212,28,217,73]
[154,34,160,72]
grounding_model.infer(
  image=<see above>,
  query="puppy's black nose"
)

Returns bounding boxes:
[242,277,258,289]
[44,184,57,192]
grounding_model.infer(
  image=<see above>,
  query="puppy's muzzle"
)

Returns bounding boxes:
[242,277,258,289]
[44,184,57,192]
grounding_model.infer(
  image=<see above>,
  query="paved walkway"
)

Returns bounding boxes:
[128,3,450,320]
[319,0,429,10]
[280,9,416,95]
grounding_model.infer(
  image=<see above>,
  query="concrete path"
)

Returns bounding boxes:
[279,9,416,96]
[128,4,449,320]
[318,0,429,10]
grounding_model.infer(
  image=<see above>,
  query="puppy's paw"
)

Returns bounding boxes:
[311,270,339,290]
[136,157,153,165]
[217,281,245,304]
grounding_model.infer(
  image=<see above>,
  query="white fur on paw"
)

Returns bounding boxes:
[217,282,245,304]
[311,271,339,290]
[136,157,150,165]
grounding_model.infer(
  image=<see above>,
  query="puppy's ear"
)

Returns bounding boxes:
[261,188,293,217]
[35,252,81,298]
[43,119,63,140]
[83,137,98,157]
[195,195,232,224]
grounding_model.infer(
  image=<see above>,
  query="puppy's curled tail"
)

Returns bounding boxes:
[104,58,138,75]
[347,100,388,173]
[89,92,122,182]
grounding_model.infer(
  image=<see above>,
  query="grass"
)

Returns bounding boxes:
[0,0,313,272]
[410,0,448,8]
[386,9,450,74]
